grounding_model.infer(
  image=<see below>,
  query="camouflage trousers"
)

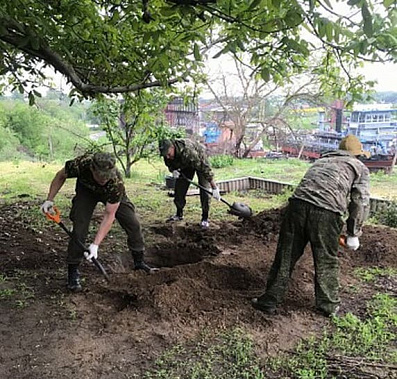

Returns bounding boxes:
[174,167,210,221]
[257,199,344,315]
[67,182,145,265]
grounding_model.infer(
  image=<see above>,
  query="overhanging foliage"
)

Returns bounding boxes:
[0,0,395,101]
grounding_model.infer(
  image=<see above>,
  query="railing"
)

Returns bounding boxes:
[217,177,294,194]
[167,176,393,216]
[217,177,392,216]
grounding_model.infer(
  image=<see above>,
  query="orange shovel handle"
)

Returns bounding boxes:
[45,206,61,224]
[44,205,110,282]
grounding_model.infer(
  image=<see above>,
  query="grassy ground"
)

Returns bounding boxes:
[0,158,396,213]
[0,157,396,231]
[142,288,397,379]
[1,158,396,378]
[2,157,396,193]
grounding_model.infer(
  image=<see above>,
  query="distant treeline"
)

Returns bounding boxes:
[0,94,96,162]
[373,92,397,104]
[0,90,395,163]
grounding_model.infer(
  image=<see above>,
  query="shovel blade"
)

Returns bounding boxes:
[228,202,253,218]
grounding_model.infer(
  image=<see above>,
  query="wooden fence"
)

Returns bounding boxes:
[166,175,392,216]
[217,176,392,216]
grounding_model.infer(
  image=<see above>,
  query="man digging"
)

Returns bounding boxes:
[41,152,156,292]
[252,135,371,317]
[159,138,221,229]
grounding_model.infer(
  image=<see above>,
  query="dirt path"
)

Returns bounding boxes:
[0,202,396,378]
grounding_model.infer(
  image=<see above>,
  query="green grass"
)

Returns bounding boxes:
[0,273,35,307]
[215,157,310,184]
[331,300,396,358]
[0,288,16,300]
[144,328,265,379]
[354,267,397,282]
[0,158,396,232]
[1,157,396,205]
[370,170,397,200]
[141,289,397,379]
[266,292,397,378]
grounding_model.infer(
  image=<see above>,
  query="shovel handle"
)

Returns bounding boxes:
[90,257,110,282]
[45,206,61,224]
[339,235,347,248]
[179,173,233,208]
[45,207,110,283]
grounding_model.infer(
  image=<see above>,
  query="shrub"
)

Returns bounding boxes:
[210,154,234,168]
[373,201,397,228]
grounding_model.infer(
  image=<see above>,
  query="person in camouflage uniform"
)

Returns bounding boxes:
[41,152,154,292]
[159,138,221,229]
[252,135,370,317]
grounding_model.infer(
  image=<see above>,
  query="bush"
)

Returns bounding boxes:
[373,201,397,228]
[0,99,90,161]
[210,154,234,168]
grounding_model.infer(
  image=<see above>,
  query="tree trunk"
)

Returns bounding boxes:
[297,143,305,159]
[48,134,53,160]
[390,152,397,174]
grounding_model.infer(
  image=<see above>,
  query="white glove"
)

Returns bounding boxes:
[84,243,99,261]
[172,170,180,179]
[346,236,360,251]
[212,187,221,201]
[41,200,54,214]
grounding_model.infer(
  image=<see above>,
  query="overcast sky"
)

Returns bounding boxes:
[202,0,397,97]
[360,62,397,92]
[202,55,397,99]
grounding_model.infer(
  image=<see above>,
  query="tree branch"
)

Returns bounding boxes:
[0,18,186,96]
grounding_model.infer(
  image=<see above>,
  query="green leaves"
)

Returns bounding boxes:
[347,0,362,6]
[0,0,395,101]
[212,45,230,59]
[362,2,373,37]
[260,67,270,82]
[316,17,338,42]
[247,0,262,11]
[193,43,201,61]
[28,92,35,106]
[92,90,172,176]
[383,0,394,7]
[284,9,303,27]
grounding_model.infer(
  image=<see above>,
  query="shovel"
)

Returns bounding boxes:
[45,206,110,282]
[179,173,253,219]
[339,235,358,251]
[339,235,347,248]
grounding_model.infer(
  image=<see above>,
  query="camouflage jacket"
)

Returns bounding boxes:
[292,150,370,237]
[164,139,214,182]
[65,154,125,204]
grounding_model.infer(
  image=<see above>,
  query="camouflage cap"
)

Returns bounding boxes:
[91,152,117,180]
[339,135,370,158]
[159,139,173,157]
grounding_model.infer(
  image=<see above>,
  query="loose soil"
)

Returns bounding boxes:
[0,202,396,378]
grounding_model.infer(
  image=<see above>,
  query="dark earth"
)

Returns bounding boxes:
[0,201,396,378]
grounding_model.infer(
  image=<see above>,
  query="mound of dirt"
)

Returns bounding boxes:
[241,206,286,240]
[0,201,396,379]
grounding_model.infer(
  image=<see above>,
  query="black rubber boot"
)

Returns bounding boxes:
[133,252,158,273]
[251,298,276,315]
[134,260,154,273]
[67,264,82,292]
[166,215,184,222]
[317,305,340,318]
